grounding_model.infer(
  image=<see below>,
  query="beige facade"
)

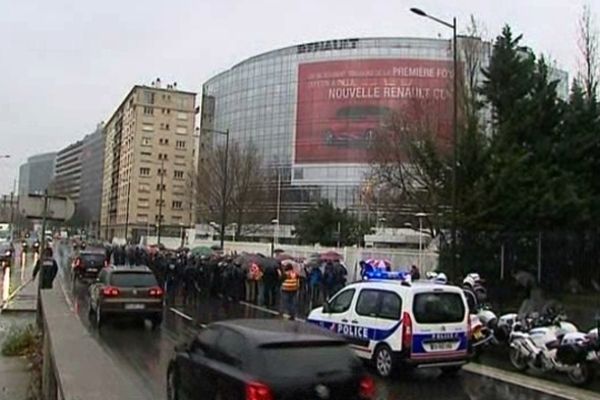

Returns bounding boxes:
[100,83,197,242]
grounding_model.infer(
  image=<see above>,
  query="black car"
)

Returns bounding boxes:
[167,319,375,400]
[71,250,107,285]
[0,242,14,267]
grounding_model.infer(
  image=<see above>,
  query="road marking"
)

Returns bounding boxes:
[169,307,193,321]
[463,362,600,400]
[238,300,305,322]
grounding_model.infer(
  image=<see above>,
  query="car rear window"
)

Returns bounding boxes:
[110,272,157,287]
[260,343,358,378]
[413,292,465,324]
[81,254,105,264]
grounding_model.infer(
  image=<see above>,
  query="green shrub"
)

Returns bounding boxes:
[1,324,38,357]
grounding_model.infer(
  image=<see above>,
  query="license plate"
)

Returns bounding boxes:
[428,341,455,351]
[88,268,98,272]
[125,304,145,310]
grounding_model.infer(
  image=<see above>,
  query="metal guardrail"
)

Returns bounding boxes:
[39,284,147,400]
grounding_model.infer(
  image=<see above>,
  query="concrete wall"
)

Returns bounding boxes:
[40,286,146,399]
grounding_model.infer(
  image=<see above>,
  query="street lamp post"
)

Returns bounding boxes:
[410,7,458,274]
[415,212,428,270]
[202,128,230,251]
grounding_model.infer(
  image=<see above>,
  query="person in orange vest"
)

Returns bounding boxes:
[280,264,299,320]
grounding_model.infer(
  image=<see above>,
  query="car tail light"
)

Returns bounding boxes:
[74,258,81,268]
[245,381,273,400]
[359,375,375,399]
[149,286,164,297]
[401,312,413,352]
[102,286,120,297]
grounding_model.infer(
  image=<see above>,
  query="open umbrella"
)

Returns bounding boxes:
[320,250,343,262]
[276,253,294,261]
[365,259,391,270]
[191,246,213,257]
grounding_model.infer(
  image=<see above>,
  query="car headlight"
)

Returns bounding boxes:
[4,250,11,257]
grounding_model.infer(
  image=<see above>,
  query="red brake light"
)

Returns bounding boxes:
[149,287,164,297]
[401,312,413,351]
[245,381,273,400]
[359,375,375,399]
[102,286,120,297]
[74,258,81,268]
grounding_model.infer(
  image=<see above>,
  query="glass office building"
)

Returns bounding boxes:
[200,37,489,224]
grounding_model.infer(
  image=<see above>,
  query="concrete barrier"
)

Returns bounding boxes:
[39,286,146,400]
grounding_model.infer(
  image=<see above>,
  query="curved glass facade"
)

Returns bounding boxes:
[200,37,471,223]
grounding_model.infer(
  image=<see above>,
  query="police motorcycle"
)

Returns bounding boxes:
[33,240,41,254]
[508,308,591,386]
[462,274,497,357]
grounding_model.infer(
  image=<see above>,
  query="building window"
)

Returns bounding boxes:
[158,168,167,176]
[159,138,169,145]
[175,126,187,134]
[142,123,154,131]
[141,137,152,146]
[141,151,152,156]
[137,213,148,221]
[143,107,154,115]
[143,91,155,104]
[177,112,188,121]
[155,199,165,206]
[139,183,150,193]
[160,123,170,131]
[140,167,150,176]
[175,140,186,149]
[158,153,168,160]
[174,170,184,180]
[156,183,166,191]
[172,201,182,209]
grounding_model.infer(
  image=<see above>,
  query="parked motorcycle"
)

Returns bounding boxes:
[32,240,40,254]
[21,240,28,253]
[509,312,591,386]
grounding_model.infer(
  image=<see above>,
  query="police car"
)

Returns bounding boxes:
[307,271,471,377]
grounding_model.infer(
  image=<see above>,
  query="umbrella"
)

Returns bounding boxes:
[365,259,391,270]
[319,250,343,262]
[191,246,213,257]
[276,253,294,261]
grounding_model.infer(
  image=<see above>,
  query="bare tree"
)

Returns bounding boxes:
[190,141,268,237]
[578,3,599,100]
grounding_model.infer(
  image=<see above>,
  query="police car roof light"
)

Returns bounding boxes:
[364,270,411,285]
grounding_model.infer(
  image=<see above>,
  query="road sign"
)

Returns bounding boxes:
[19,194,75,221]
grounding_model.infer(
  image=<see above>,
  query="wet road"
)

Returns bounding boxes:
[55,250,564,400]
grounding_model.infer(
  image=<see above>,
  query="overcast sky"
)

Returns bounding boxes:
[0,0,597,192]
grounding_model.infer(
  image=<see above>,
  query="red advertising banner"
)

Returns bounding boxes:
[295,59,454,164]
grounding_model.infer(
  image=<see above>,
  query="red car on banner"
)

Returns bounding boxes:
[295,59,453,164]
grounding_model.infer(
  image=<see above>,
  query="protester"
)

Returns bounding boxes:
[33,247,58,289]
[410,264,421,280]
[280,264,299,320]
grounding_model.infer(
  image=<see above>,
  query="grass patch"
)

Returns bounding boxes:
[1,324,38,357]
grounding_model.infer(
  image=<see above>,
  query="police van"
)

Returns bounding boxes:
[307,273,470,377]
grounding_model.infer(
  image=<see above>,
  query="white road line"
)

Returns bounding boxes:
[238,300,305,322]
[169,307,193,321]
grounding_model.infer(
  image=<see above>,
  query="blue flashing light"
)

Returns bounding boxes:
[364,270,409,281]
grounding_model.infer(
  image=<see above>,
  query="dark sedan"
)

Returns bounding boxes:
[71,249,106,284]
[167,318,375,400]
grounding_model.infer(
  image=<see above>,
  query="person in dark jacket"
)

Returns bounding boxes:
[33,248,58,289]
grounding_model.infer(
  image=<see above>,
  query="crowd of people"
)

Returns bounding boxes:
[101,244,351,319]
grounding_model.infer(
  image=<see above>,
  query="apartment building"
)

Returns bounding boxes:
[100,80,196,241]
[52,139,83,202]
